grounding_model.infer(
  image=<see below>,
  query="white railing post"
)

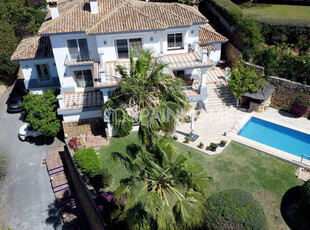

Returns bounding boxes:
[57,94,65,109]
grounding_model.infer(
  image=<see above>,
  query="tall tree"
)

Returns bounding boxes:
[103,49,190,145]
[112,137,212,229]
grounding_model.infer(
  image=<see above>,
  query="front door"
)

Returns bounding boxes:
[73,69,93,88]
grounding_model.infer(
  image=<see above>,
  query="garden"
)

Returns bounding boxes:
[69,131,309,229]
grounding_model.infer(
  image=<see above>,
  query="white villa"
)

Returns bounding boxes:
[11,0,228,140]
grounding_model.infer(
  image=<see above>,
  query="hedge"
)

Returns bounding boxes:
[259,18,310,44]
[74,148,101,178]
[204,189,268,230]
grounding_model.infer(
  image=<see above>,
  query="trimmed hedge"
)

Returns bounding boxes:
[204,189,268,230]
[301,180,310,213]
[74,148,101,178]
[259,18,310,44]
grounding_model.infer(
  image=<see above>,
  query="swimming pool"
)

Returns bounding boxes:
[238,117,310,157]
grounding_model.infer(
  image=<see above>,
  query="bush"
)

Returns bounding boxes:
[301,180,310,214]
[259,18,310,45]
[254,47,280,76]
[291,94,310,117]
[204,189,268,230]
[91,168,113,191]
[185,136,192,143]
[22,90,61,137]
[113,112,133,137]
[209,142,218,150]
[74,148,101,178]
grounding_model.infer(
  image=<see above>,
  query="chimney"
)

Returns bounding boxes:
[47,0,59,19]
[90,0,98,14]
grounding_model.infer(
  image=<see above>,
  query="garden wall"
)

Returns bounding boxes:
[63,144,106,230]
[223,42,241,67]
[268,76,310,110]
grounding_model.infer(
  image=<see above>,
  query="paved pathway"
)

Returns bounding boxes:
[0,86,64,230]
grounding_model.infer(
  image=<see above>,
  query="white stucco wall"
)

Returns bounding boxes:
[62,109,102,121]
[208,43,222,65]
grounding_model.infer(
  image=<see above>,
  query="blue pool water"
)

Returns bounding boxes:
[238,117,310,157]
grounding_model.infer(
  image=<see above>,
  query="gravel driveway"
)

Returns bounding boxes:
[0,82,64,230]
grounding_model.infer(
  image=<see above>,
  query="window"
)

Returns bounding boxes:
[167,33,183,49]
[73,70,93,88]
[36,64,50,81]
[116,38,142,59]
[67,38,90,62]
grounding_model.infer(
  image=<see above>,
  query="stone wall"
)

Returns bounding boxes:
[222,42,241,68]
[268,76,310,110]
[63,118,105,137]
[63,145,106,230]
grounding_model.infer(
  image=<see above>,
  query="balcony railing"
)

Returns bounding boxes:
[65,52,93,65]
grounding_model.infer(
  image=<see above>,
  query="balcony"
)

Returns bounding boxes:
[65,52,94,66]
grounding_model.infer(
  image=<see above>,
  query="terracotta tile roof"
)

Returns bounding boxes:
[200,45,215,51]
[11,36,53,61]
[60,90,104,111]
[199,24,228,44]
[39,0,208,35]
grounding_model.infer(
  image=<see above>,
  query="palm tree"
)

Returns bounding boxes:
[102,49,190,145]
[111,137,212,230]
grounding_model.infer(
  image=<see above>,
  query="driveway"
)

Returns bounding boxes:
[0,83,64,229]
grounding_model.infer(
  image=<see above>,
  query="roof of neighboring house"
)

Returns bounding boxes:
[38,0,207,35]
[199,24,228,45]
[200,45,215,50]
[11,36,53,61]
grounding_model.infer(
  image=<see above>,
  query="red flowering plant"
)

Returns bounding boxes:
[291,93,310,117]
[68,137,84,151]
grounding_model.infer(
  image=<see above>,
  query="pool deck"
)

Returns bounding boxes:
[176,104,310,168]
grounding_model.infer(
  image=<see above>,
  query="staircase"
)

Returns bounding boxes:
[205,83,237,113]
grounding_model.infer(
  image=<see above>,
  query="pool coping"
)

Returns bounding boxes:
[228,114,310,169]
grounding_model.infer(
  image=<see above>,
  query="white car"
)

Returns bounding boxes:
[18,124,43,141]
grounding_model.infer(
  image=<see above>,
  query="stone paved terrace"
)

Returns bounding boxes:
[176,103,310,156]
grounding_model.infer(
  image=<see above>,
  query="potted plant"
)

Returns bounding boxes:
[173,135,178,140]
[220,140,227,147]
[209,143,218,151]
[185,136,192,143]
[199,142,204,149]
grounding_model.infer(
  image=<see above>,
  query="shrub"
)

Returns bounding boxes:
[199,142,204,146]
[220,140,227,146]
[185,136,192,143]
[68,137,84,151]
[254,47,280,76]
[74,148,101,178]
[291,94,310,117]
[209,142,218,150]
[113,112,133,137]
[301,180,310,214]
[91,168,113,191]
[22,90,61,137]
[204,189,268,230]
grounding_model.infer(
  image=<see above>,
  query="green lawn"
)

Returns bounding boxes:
[99,132,303,229]
[241,4,310,19]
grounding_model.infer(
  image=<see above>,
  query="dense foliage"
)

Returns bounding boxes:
[113,111,134,137]
[91,168,113,191]
[204,189,268,230]
[259,18,310,45]
[103,49,189,146]
[291,94,310,117]
[0,0,46,82]
[22,90,61,137]
[110,137,212,229]
[228,58,266,100]
[74,148,101,178]
[301,180,310,214]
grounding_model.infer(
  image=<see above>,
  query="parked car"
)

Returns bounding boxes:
[7,89,27,113]
[18,124,43,141]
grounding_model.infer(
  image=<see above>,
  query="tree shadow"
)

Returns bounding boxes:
[278,109,299,119]
[281,186,310,229]
[45,200,64,230]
